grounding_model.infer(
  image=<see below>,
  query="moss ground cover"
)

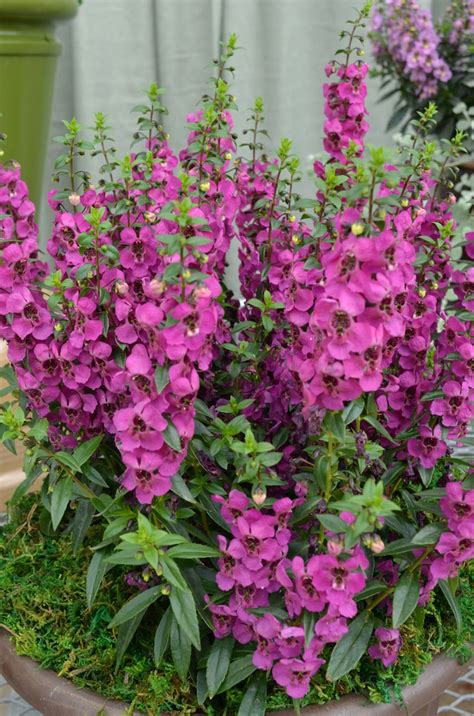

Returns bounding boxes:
[0,496,472,715]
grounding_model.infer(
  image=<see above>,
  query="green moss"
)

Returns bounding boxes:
[1,497,472,715]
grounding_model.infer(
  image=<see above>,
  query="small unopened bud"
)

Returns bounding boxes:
[115,280,129,296]
[291,234,300,245]
[357,49,365,56]
[418,287,426,298]
[288,214,297,223]
[199,180,210,192]
[378,209,386,220]
[54,322,63,332]
[164,133,170,140]
[149,278,165,296]
[161,584,171,596]
[68,192,81,207]
[447,193,456,205]
[193,285,211,300]
[0,150,4,158]
[401,199,409,207]
[365,535,385,554]
[327,536,344,556]
[155,564,163,577]
[201,254,209,263]
[224,152,233,161]
[252,485,267,506]
[144,211,158,224]
[182,269,191,280]
[431,281,439,290]
[351,222,364,236]
[231,95,237,103]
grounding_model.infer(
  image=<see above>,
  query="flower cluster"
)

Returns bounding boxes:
[322,62,369,161]
[209,491,368,697]
[372,0,452,100]
[0,114,237,504]
[0,11,472,713]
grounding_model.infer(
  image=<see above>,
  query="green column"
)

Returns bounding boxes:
[0,0,78,211]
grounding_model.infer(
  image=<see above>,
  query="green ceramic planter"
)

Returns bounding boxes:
[0,0,78,210]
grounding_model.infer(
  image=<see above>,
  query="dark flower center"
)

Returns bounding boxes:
[23,302,39,322]
[133,415,147,433]
[332,310,351,337]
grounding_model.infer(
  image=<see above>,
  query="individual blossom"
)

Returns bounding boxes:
[368,627,402,667]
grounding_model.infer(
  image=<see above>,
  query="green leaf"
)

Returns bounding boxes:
[411,524,443,546]
[363,415,397,444]
[237,672,267,716]
[303,611,316,649]
[115,611,145,671]
[154,607,173,666]
[169,587,200,649]
[73,436,103,467]
[86,550,111,608]
[342,398,365,425]
[167,543,219,560]
[54,451,82,473]
[206,635,234,697]
[163,423,181,452]
[171,473,196,504]
[327,612,374,681]
[154,365,170,394]
[50,476,73,530]
[170,617,191,680]
[218,655,256,693]
[392,571,420,628]
[71,499,96,553]
[196,670,208,705]
[418,465,434,487]
[438,580,463,635]
[109,585,161,627]
[161,556,188,591]
[323,412,345,442]
[316,514,347,533]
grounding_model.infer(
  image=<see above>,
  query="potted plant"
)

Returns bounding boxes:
[0,5,472,715]
[0,0,79,209]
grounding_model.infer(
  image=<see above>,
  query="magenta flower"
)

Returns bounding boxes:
[113,399,167,451]
[272,657,325,698]
[368,627,402,667]
[407,425,447,468]
[440,482,474,535]
[121,451,172,503]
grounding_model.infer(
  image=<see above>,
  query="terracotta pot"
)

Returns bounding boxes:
[0,629,470,716]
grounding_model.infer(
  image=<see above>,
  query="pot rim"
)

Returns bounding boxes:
[0,629,471,716]
[0,0,78,22]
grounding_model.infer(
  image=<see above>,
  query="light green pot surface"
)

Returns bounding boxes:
[0,0,78,210]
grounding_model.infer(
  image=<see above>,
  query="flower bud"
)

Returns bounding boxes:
[351,222,364,236]
[54,322,63,332]
[288,215,297,223]
[447,193,456,205]
[252,485,267,506]
[224,152,233,161]
[144,211,158,224]
[291,235,300,245]
[161,584,171,596]
[401,199,409,207]
[193,285,211,300]
[149,278,165,297]
[366,535,385,554]
[417,287,426,298]
[182,269,191,280]
[68,193,81,207]
[199,180,210,192]
[431,281,439,290]
[327,536,344,556]
[115,280,129,297]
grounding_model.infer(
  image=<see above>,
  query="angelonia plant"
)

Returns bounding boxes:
[370,0,474,134]
[0,4,473,713]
